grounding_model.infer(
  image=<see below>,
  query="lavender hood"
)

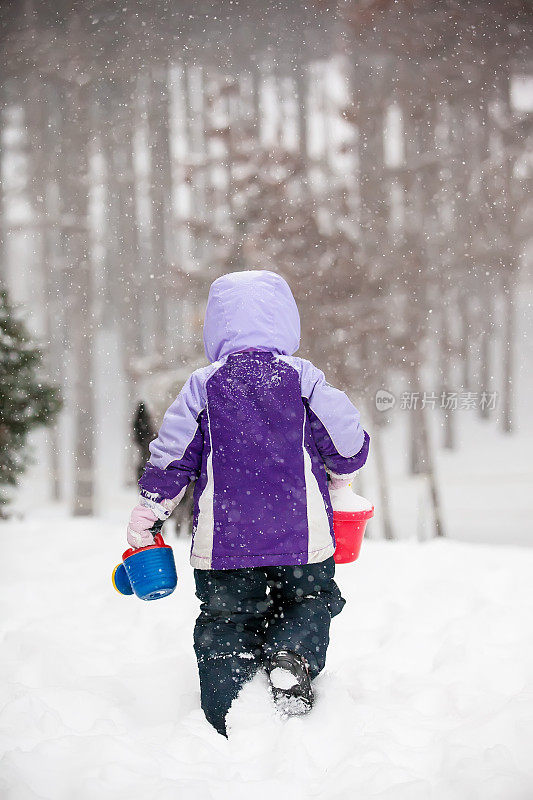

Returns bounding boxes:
[203,270,300,362]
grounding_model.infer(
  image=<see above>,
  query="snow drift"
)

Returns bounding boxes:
[1,515,532,800]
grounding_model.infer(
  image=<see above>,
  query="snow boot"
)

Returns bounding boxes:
[267,650,314,716]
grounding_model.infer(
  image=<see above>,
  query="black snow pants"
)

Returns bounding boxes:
[193,556,345,736]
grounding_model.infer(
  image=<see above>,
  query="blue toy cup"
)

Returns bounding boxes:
[112,533,177,601]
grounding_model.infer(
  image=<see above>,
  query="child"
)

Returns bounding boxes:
[127,270,369,736]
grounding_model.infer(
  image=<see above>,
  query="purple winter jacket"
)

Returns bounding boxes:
[139,270,369,570]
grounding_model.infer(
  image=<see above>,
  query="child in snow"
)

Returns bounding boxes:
[127,270,369,736]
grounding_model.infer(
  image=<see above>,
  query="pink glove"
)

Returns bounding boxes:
[127,504,158,549]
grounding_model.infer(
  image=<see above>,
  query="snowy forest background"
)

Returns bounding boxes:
[2,3,533,799]
[2,0,532,543]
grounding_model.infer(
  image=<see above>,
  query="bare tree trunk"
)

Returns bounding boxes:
[60,79,95,515]
[26,75,63,499]
[0,81,7,288]
[250,64,262,143]
[411,364,445,537]
[147,64,172,356]
[479,291,493,420]
[459,294,472,390]
[114,84,143,358]
[444,92,474,400]
[222,74,246,270]
[399,90,445,536]
[498,70,516,435]
[371,414,394,540]
[440,309,455,450]
[501,268,515,434]
[472,83,493,421]
[422,100,456,450]
[420,418,445,538]
[401,96,427,476]
[103,83,142,391]
[97,78,145,484]
[294,61,308,160]
[181,63,201,269]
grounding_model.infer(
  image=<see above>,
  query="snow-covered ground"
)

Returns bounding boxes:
[1,515,532,800]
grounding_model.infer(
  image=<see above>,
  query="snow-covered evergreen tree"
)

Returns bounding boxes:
[0,290,61,506]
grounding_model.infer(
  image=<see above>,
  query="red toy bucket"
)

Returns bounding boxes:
[333,507,374,564]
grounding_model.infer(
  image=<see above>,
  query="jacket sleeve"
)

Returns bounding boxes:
[299,359,369,476]
[137,366,213,518]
